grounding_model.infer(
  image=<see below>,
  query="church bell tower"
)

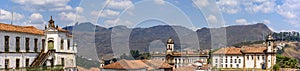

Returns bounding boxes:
[165,37,174,65]
[266,34,275,52]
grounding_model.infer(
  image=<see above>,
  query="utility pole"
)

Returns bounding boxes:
[11,11,13,25]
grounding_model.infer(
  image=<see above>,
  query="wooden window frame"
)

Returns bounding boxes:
[25,38,30,52]
[4,36,9,52]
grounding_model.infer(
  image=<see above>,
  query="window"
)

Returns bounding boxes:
[61,39,64,50]
[225,59,227,63]
[26,58,29,67]
[5,59,9,69]
[230,59,232,63]
[42,39,45,52]
[215,59,218,63]
[16,59,20,68]
[67,39,70,50]
[4,36,9,52]
[247,55,249,60]
[236,64,239,68]
[26,38,30,52]
[230,64,232,68]
[262,55,265,60]
[268,42,271,46]
[239,59,241,63]
[258,55,260,60]
[16,37,20,52]
[220,64,223,67]
[34,39,38,52]
[61,58,64,66]
[225,64,227,68]
[234,59,237,63]
[251,55,253,60]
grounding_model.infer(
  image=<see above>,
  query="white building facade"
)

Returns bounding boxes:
[0,16,77,71]
[212,35,276,70]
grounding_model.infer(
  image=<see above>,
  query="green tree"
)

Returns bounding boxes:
[273,64,280,71]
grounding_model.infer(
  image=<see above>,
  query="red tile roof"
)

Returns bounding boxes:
[212,47,242,55]
[241,46,266,53]
[102,59,172,70]
[0,23,44,35]
[213,46,268,55]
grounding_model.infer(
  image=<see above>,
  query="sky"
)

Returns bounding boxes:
[0,0,299,32]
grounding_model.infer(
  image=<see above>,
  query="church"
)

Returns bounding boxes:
[0,16,77,71]
[211,35,277,70]
[152,37,210,69]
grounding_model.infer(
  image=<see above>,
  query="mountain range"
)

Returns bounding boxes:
[63,22,272,60]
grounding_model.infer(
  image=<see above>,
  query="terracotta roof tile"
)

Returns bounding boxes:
[212,47,242,55]
[102,59,148,70]
[241,46,266,53]
[0,23,44,35]
[213,46,268,54]
[174,66,195,71]
[103,59,172,70]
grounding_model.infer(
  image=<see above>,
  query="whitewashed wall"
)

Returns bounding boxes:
[212,55,244,68]
[0,31,44,52]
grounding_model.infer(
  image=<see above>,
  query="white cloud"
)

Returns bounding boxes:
[104,18,133,27]
[276,0,300,27]
[106,0,134,10]
[0,9,24,21]
[235,19,248,25]
[217,0,240,14]
[263,19,270,24]
[207,15,217,24]
[11,0,77,12]
[58,12,86,25]
[104,18,120,26]
[49,5,73,11]
[28,13,44,24]
[99,9,120,18]
[58,12,85,21]
[244,0,276,13]
[154,0,165,5]
[75,7,84,13]
[193,0,210,7]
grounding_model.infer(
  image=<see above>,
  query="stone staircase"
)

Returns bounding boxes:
[30,50,55,67]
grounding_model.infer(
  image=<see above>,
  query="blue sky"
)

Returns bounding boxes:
[0,0,299,32]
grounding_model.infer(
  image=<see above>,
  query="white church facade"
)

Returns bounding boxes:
[0,16,77,71]
[212,35,277,70]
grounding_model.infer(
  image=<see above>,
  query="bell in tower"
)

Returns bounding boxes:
[266,34,275,52]
[48,16,55,28]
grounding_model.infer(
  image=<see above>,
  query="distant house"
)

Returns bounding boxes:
[211,35,277,70]
[101,59,173,71]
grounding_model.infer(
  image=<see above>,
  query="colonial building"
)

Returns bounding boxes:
[152,37,209,69]
[211,35,277,70]
[0,16,77,71]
